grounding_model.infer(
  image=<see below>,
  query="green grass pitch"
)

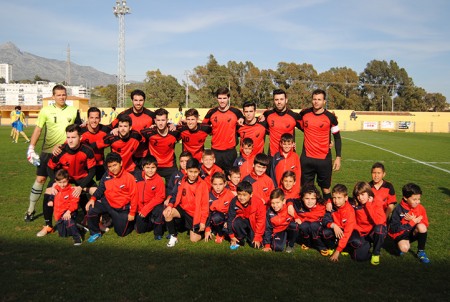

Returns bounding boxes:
[0,127,449,301]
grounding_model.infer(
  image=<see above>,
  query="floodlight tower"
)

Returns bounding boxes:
[113,0,130,108]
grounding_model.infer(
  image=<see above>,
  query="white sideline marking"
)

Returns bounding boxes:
[344,137,450,174]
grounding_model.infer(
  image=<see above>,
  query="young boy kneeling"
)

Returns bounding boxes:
[85,152,138,242]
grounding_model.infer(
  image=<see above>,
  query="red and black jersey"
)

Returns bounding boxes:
[263,204,294,248]
[270,149,301,187]
[102,130,142,172]
[53,185,79,221]
[80,124,111,166]
[322,201,356,252]
[299,108,341,159]
[227,196,266,242]
[351,198,386,236]
[178,123,211,161]
[171,177,210,225]
[202,107,243,151]
[263,109,301,156]
[388,199,429,240]
[141,128,180,168]
[91,167,138,215]
[233,153,255,179]
[110,108,156,158]
[135,171,165,217]
[226,181,238,195]
[237,120,267,156]
[208,187,235,214]
[48,143,96,184]
[282,187,300,202]
[289,200,325,223]
[370,180,397,211]
[200,164,223,189]
[243,171,275,205]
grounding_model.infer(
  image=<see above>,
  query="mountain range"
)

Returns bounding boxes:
[0,42,116,87]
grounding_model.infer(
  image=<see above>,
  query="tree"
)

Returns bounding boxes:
[144,70,184,108]
[318,67,360,110]
[424,93,447,111]
[0,77,5,84]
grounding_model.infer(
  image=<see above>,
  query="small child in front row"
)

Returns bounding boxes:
[242,153,275,205]
[227,181,266,250]
[135,155,166,240]
[233,137,255,179]
[49,169,83,245]
[163,158,210,247]
[204,172,236,244]
[280,171,300,201]
[322,184,371,262]
[263,188,296,253]
[351,181,387,266]
[388,183,430,264]
[288,184,327,255]
[369,162,397,219]
[226,167,241,196]
[270,133,301,188]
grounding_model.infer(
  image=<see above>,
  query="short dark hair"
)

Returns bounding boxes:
[281,170,296,182]
[155,108,169,118]
[242,101,256,110]
[118,114,132,126]
[88,107,101,117]
[273,89,286,98]
[55,169,69,181]
[202,149,215,158]
[52,84,66,95]
[332,184,348,196]
[112,106,116,110]
[228,166,241,176]
[65,124,81,135]
[215,87,230,97]
[242,137,254,147]
[280,133,294,143]
[352,181,374,200]
[179,151,193,159]
[270,188,285,200]
[371,162,385,172]
[185,108,199,118]
[186,158,200,170]
[312,88,326,99]
[254,153,270,167]
[300,184,324,205]
[131,89,146,100]
[211,172,227,183]
[141,155,158,168]
[237,181,253,194]
[402,183,422,198]
[105,152,122,165]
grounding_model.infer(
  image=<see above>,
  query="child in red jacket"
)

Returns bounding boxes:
[204,172,235,244]
[135,155,166,240]
[388,183,430,264]
[270,133,301,188]
[288,184,327,255]
[242,153,275,205]
[322,184,371,262]
[352,181,387,265]
[200,149,224,189]
[263,189,296,252]
[233,137,255,179]
[50,169,82,245]
[280,171,300,202]
[163,158,209,247]
[227,181,266,250]
[226,167,241,196]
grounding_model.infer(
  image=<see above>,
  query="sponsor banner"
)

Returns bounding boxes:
[398,121,411,130]
[363,121,378,130]
[381,121,395,129]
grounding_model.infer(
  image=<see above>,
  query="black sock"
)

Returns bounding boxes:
[417,232,427,251]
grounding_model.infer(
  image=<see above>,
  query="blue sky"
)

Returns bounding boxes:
[1,0,450,101]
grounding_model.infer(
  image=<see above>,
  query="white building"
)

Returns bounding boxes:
[0,63,12,83]
[0,82,89,106]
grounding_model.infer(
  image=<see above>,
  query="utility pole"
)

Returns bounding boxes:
[66,44,71,86]
[113,0,130,108]
[185,71,189,108]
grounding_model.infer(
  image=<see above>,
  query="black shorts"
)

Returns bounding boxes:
[36,152,53,177]
[175,205,201,234]
[212,148,237,173]
[393,226,418,243]
[95,165,106,181]
[300,152,332,189]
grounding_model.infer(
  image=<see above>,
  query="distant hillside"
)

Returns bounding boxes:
[0,42,116,87]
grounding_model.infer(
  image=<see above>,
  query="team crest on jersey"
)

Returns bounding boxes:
[285,123,291,129]
[342,219,347,223]
[182,188,186,196]
[120,184,125,189]
[64,195,69,199]
[263,187,269,192]
[224,201,229,206]
[151,186,156,191]
[290,165,296,169]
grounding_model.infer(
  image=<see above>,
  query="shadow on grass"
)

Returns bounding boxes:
[438,187,450,197]
[0,234,447,302]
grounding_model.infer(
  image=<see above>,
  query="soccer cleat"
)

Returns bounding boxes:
[24,211,36,222]
[154,235,162,241]
[301,244,309,250]
[320,249,330,257]
[73,236,83,246]
[25,140,30,143]
[215,235,224,244]
[371,255,380,266]
[36,225,54,237]
[230,244,240,250]
[167,235,178,247]
[341,251,349,256]
[417,250,430,264]
[286,246,295,253]
[87,233,102,243]
[328,249,335,256]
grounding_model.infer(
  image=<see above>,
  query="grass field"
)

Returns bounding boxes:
[0,127,449,301]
